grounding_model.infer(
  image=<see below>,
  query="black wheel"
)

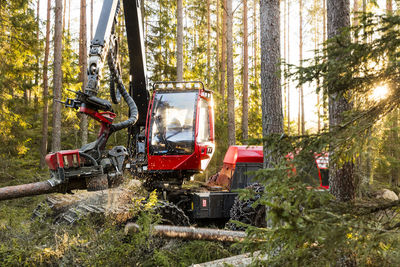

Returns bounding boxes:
[153,201,190,226]
[226,183,266,231]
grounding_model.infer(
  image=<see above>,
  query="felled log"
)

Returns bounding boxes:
[125,223,246,242]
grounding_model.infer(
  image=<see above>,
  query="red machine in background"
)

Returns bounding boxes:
[208,146,329,192]
[190,146,329,222]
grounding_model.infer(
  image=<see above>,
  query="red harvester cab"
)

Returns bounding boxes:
[145,81,215,179]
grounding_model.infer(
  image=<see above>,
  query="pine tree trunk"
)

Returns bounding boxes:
[177,0,183,81]
[391,109,399,186]
[315,0,321,132]
[216,0,220,90]
[40,0,50,169]
[90,0,93,40]
[52,0,63,152]
[386,0,398,186]
[242,0,249,142]
[220,0,227,100]
[322,0,327,128]
[34,0,40,121]
[253,0,257,84]
[260,0,283,167]
[63,0,66,31]
[299,0,305,135]
[327,0,355,202]
[140,0,145,31]
[287,0,290,134]
[226,0,235,146]
[283,0,287,133]
[68,0,71,32]
[386,0,392,15]
[79,0,88,146]
[206,0,211,87]
[353,0,359,27]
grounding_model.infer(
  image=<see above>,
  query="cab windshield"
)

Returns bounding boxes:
[149,91,198,155]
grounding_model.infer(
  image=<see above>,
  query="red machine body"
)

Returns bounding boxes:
[45,150,81,171]
[223,146,264,166]
[145,82,215,176]
[208,146,329,190]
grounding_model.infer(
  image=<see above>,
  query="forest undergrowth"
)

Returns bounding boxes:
[0,170,243,266]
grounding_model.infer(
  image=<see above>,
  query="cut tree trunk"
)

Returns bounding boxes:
[125,223,246,242]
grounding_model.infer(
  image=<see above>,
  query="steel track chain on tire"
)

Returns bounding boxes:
[226,183,266,231]
[153,200,190,226]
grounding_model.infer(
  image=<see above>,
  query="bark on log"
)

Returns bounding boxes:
[191,251,265,267]
[0,179,87,201]
[125,223,246,242]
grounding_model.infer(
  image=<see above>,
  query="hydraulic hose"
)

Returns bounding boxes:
[110,78,138,133]
[79,152,98,166]
[107,51,139,134]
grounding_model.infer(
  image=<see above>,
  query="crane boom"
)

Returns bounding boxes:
[123,0,149,127]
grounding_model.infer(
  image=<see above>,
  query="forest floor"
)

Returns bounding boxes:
[0,169,245,266]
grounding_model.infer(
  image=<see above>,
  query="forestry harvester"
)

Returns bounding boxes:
[0,0,328,227]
